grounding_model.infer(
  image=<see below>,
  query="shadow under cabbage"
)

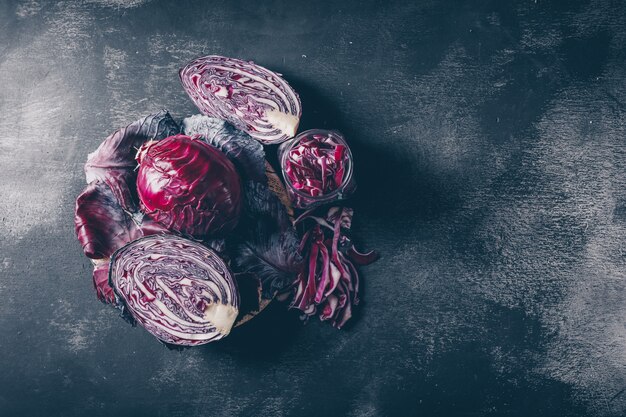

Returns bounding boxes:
[200,302,304,361]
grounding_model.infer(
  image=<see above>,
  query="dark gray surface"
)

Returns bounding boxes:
[1,0,625,416]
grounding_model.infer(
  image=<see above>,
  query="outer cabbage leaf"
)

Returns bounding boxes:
[75,181,137,259]
[233,272,263,326]
[182,115,266,182]
[230,182,303,298]
[74,181,169,304]
[181,115,301,298]
[84,110,180,211]
[75,181,169,259]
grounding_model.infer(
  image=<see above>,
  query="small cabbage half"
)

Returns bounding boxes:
[180,56,301,144]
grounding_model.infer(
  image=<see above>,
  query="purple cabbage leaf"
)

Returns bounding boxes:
[74,181,169,304]
[230,181,303,299]
[84,110,180,211]
[182,114,302,298]
[182,115,266,183]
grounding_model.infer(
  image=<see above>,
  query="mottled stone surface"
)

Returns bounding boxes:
[0,0,625,416]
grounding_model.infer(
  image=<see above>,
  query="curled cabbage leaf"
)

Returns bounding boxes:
[180,56,301,144]
[231,182,303,298]
[84,110,180,211]
[74,181,169,303]
[75,181,140,260]
[77,111,179,304]
[182,115,266,182]
[110,234,239,346]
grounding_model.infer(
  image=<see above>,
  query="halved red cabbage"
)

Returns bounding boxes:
[179,56,301,144]
[109,234,239,346]
[291,207,378,328]
[136,134,242,238]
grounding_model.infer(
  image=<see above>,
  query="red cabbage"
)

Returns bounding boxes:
[179,56,301,144]
[136,134,242,238]
[109,235,239,346]
[291,207,378,328]
[77,110,180,305]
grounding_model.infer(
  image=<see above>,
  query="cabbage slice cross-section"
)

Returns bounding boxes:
[180,56,301,144]
[109,234,239,346]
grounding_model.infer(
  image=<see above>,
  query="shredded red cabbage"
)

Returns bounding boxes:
[290,207,378,328]
[283,131,350,198]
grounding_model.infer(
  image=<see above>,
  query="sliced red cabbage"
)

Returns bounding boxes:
[291,207,378,328]
[179,56,301,144]
[74,181,169,303]
[84,111,180,211]
[283,131,350,198]
[135,134,242,238]
[109,234,239,346]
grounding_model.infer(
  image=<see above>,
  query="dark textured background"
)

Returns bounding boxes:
[1,0,625,416]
